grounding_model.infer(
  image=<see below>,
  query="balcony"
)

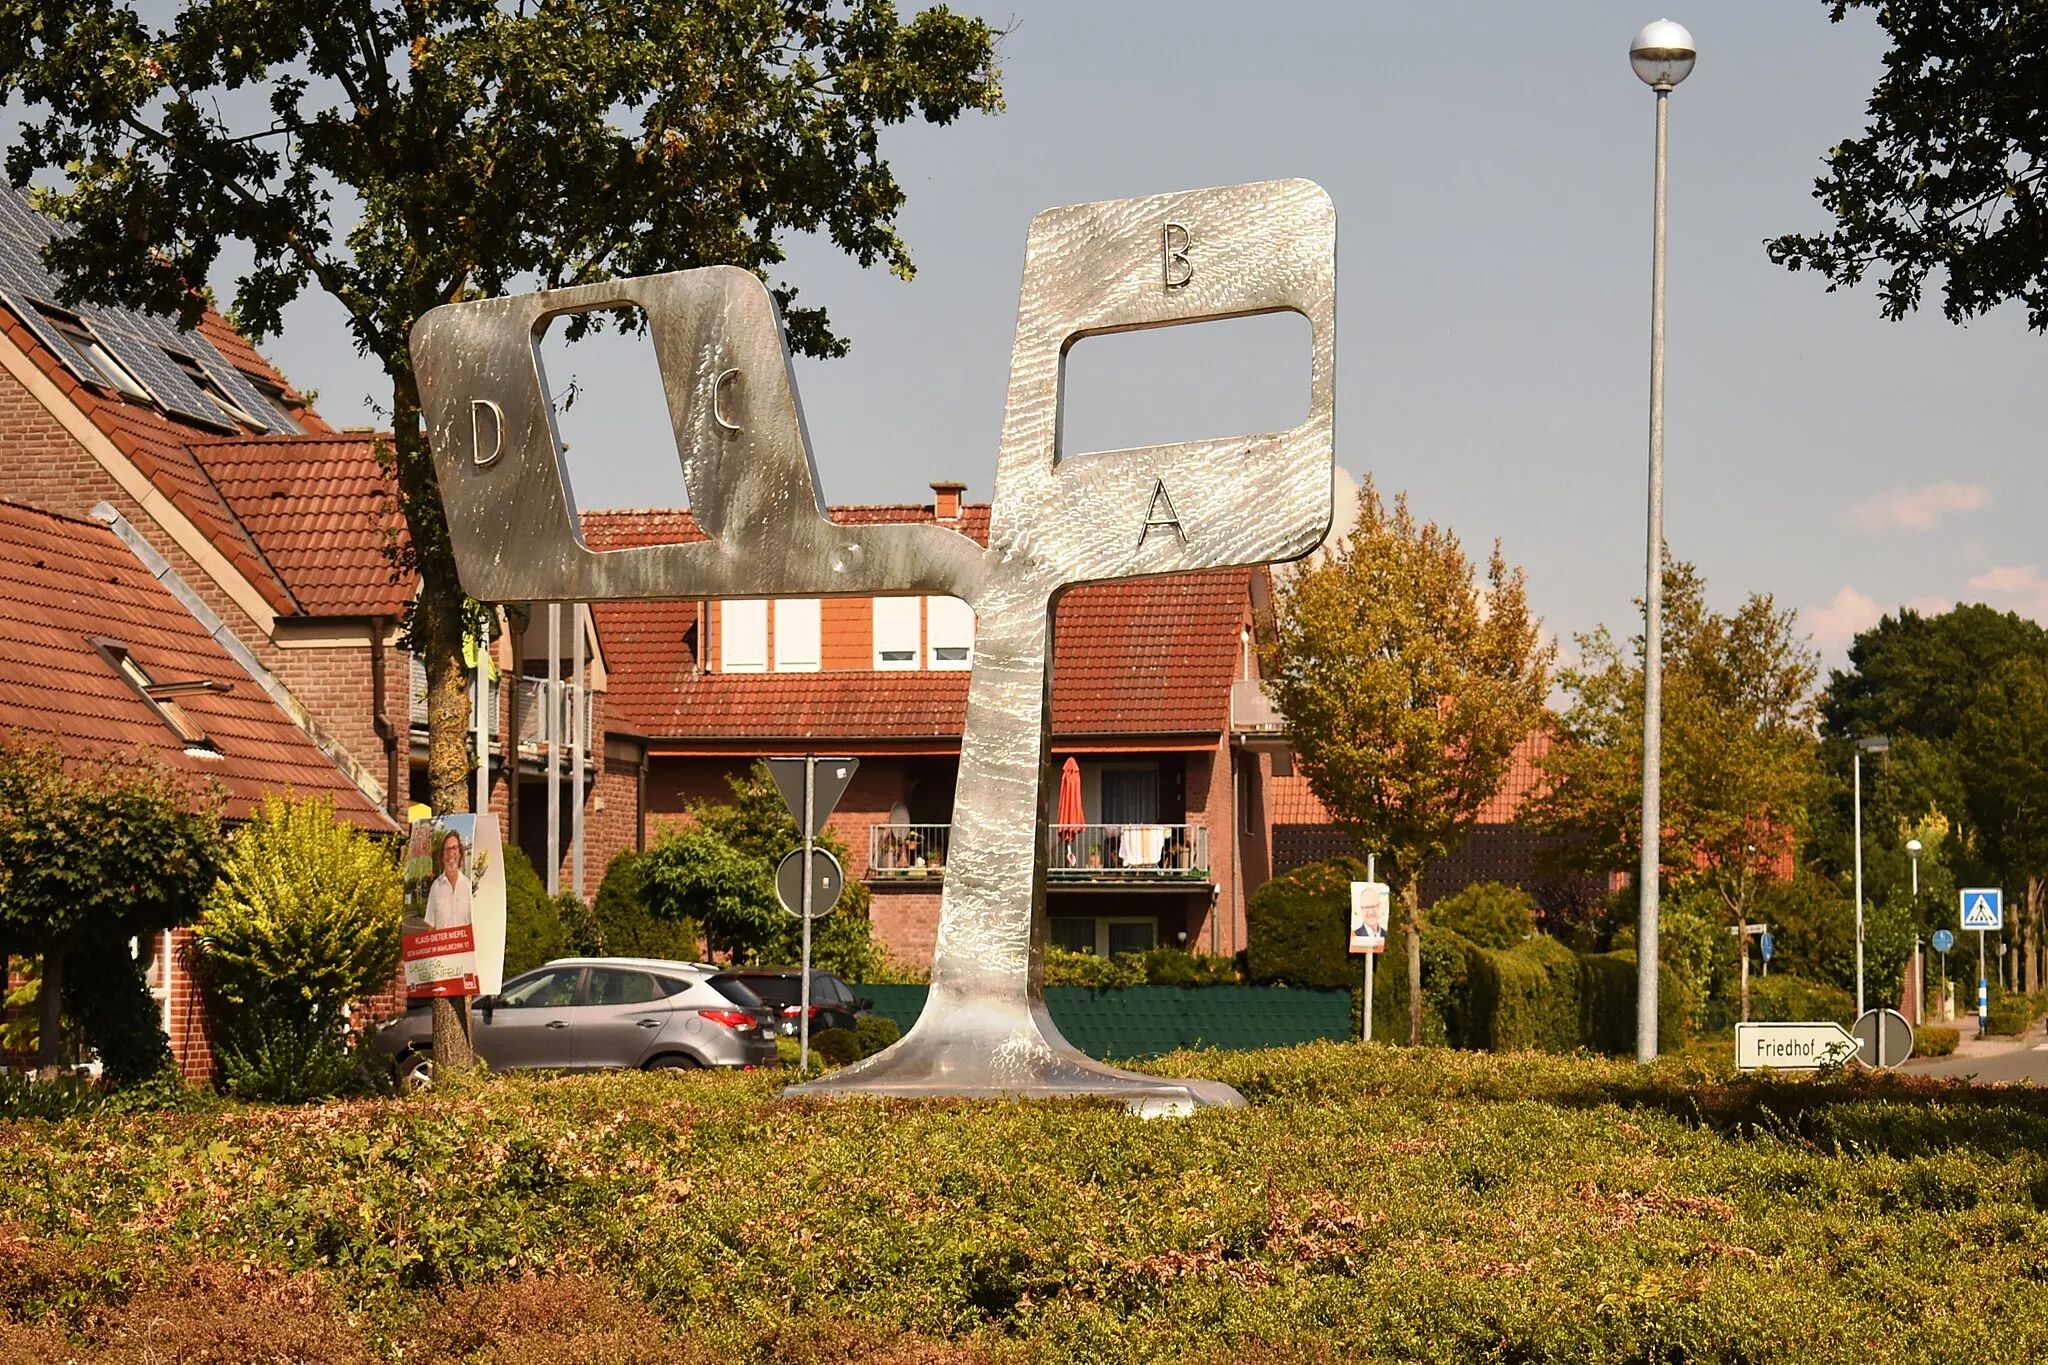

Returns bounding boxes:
[409,659,593,750]
[865,822,1211,884]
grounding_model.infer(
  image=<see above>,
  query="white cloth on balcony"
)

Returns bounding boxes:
[1119,825,1168,867]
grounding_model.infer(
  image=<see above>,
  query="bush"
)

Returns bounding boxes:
[1246,857,1367,989]
[1744,974,1855,1027]
[196,795,401,1100]
[1432,881,1536,949]
[809,1027,860,1066]
[1914,1025,1960,1057]
[1986,994,2038,1036]
[1043,946,1241,989]
[500,846,562,976]
[591,850,700,961]
[852,1014,901,1058]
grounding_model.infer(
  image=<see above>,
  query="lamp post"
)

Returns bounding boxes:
[1853,736,1890,1017]
[1906,837,1923,1023]
[1629,18,1696,1062]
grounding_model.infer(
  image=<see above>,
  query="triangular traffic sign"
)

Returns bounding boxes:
[766,756,860,838]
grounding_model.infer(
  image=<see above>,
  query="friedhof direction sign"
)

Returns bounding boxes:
[1735,1021,1858,1071]
[414,179,1337,1112]
[1961,888,2004,930]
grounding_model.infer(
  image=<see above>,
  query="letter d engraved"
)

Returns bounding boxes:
[470,398,505,467]
[1162,223,1192,289]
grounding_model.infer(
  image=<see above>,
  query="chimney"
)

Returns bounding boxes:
[931,480,966,522]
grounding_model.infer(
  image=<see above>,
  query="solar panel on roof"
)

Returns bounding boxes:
[0,187,275,431]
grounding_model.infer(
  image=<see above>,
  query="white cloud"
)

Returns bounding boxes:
[1968,565,2048,622]
[1846,480,1987,534]
[1806,586,1884,651]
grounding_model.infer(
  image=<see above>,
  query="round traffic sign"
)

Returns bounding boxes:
[1932,929,1955,954]
[1851,1007,1914,1069]
[775,847,844,920]
[1758,931,1773,962]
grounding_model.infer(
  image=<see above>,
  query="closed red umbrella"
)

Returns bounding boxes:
[1056,757,1084,858]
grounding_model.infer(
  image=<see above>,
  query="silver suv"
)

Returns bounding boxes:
[374,957,780,1085]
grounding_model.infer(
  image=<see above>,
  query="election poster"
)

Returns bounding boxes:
[1348,880,1389,955]
[401,813,507,999]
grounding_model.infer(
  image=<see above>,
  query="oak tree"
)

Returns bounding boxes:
[0,0,1003,819]
[1768,1,2048,331]
[1261,479,1550,1045]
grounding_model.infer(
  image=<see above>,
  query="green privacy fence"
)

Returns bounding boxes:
[855,984,1351,1060]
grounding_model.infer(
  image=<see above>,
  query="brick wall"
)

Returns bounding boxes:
[869,886,943,969]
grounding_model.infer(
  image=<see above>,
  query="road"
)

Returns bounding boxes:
[1900,1018,2048,1084]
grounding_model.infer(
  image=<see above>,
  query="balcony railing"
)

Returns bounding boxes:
[868,823,952,879]
[409,659,592,747]
[865,822,1210,882]
[1049,823,1209,880]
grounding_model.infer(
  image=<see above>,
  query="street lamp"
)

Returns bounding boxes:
[1853,736,1890,1017]
[1906,836,1922,1022]
[1630,18,1696,1063]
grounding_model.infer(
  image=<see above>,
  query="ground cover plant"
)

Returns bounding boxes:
[5,1044,2047,1362]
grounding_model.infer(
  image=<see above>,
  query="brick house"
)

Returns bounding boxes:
[0,496,396,1079]
[584,488,1291,966]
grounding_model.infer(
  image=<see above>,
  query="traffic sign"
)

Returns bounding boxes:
[1759,931,1773,963]
[1851,1008,1914,1069]
[775,847,844,920]
[1932,929,1955,954]
[1960,887,2004,930]
[767,756,859,837]
[1735,1021,1857,1071]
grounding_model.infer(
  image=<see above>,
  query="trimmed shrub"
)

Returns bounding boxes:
[1986,994,2037,1036]
[500,846,562,977]
[852,1014,901,1058]
[1745,973,1855,1026]
[591,850,699,961]
[1913,1025,1960,1057]
[1246,857,1367,990]
[810,1027,860,1066]
[1432,881,1536,950]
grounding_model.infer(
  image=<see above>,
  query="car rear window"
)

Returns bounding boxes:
[733,974,798,1007]
[708,975,768,1011]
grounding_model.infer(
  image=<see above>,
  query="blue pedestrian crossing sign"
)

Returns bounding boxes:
[1960,888,2004,931]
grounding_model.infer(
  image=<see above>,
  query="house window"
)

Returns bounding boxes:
[773,599,821,672]
[926,595,974,670]
[1050,917,1094,953]
[251,380,305,434]
[39,304,150,400]
[1104,919,1158,956]
[873,596,920,670]
[89,637,226,756]
[720,600,767,672]
[1099,765,1160,825]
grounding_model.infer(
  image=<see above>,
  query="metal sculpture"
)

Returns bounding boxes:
[414,178,1336,1112]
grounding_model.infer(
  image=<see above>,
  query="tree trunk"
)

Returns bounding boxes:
[35,948,63,1070]
[388,365,476,1072]
[2027,877,2042,996]
[1405,880,1423,1048]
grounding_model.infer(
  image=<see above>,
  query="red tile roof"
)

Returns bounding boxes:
[194,435,410,617]
[0,498,391,827]
[580,507,1252,742]
[1267,728,1555,828]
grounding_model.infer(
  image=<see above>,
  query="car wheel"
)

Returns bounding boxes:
[398,1049,435,1094]
[645,1054,700,1071]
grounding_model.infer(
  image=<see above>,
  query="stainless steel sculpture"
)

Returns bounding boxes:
[415,179,1336,1113]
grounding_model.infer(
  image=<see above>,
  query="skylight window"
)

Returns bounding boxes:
[90,637,231,754]
[167,351,266,431]
[38,303,151,400]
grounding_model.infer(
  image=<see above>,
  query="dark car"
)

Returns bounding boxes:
[721,969,872,1036]
[374,957,779,1087]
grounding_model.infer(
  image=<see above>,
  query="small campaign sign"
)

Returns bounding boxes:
[401,814,507,999]
[1349,881,1389,955]
[1960,888,2004,931]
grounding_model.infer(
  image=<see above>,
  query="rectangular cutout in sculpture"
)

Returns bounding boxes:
[413,178,1337,1112]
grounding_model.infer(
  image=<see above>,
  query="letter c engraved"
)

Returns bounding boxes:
[1162,223,1192,290]
[713,368,743,433]
[470,398,505,467]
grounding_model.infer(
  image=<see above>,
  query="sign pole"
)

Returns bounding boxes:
[1979,928,1988,1035]
[1363,854,1375,1043]
[800,754,815,1074]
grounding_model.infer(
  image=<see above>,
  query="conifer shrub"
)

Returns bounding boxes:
[499,845,562,977]
[1245,857,1367,990]
[1432,880,1537,949]
[195,795,400,1100]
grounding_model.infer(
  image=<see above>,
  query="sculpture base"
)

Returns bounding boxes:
[781,996,1244,1116]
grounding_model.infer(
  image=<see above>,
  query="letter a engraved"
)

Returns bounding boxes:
[1136,478,1188,547]
[1162,222,1192,289]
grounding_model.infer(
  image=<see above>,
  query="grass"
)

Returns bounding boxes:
[3,1043,2047,1362]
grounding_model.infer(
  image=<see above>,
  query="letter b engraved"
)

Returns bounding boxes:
[1162,222,1192,289]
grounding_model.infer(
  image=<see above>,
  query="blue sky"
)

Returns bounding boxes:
[250,2,2048,669]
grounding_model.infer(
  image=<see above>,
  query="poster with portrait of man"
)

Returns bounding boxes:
[1349,880,1389,955]
[401,814,508,999]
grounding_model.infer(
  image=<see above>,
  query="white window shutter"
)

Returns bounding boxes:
[873,597,921,670]
[720,600,767,672]
[774,599,822,672]
[926,595,975,670]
